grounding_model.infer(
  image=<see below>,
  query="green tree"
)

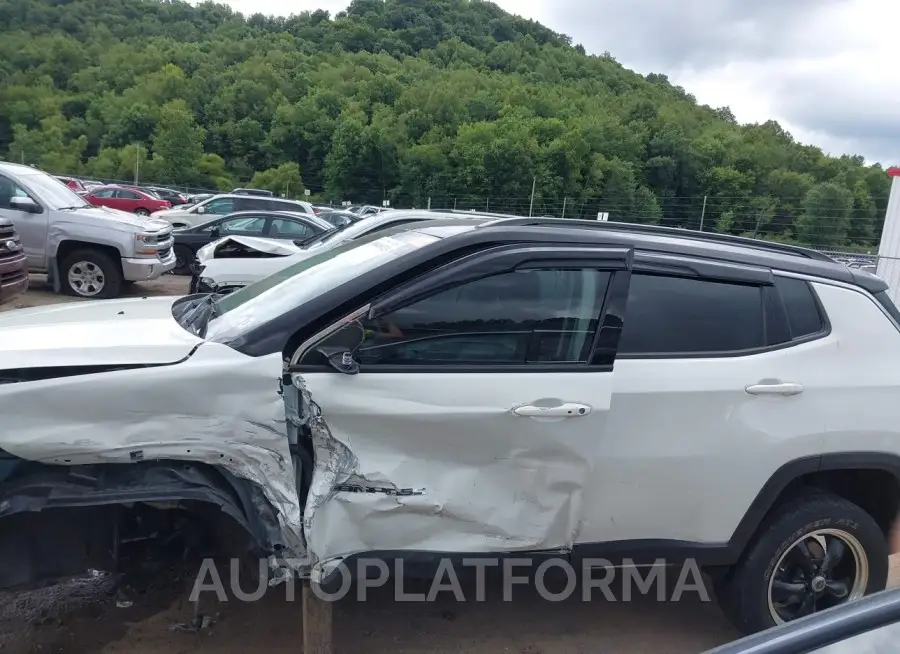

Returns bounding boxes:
[250,162,304,197]
[795,183,855,247]
[151,100,204,183]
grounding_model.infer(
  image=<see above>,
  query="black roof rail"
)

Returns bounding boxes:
[481,217,836,263]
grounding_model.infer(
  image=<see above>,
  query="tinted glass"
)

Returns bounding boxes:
[116,190,141,199]
[93,188,116,198]
[774,276,824,338]
[270,218,314,238]
[618,274,765,355]
[204,198,235,215]
[219,216,267,234]
[356,269,611,366]
[0,174,30,209]
[235,197,267,211]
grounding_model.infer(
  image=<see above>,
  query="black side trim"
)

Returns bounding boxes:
[725,452,900,564]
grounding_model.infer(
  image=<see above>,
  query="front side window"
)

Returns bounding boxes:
[0,174,33,209]
[270,218,314,238]
[618,274,765,355]
[355,268,611,366]
[218,216,267,234]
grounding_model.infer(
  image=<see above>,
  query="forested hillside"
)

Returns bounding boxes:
[0,0,890,247]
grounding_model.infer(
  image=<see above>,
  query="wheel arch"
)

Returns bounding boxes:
[0,455,285,590]
[728,453,900,562]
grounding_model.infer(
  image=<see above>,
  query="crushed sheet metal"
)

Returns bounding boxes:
[0,345,307,570]
[293,371,596,581]
[196,235,301,263]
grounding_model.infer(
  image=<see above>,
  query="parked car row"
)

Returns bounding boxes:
[189,210,439,292]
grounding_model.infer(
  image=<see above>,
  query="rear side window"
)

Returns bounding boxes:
[773,276,825,338]
[618,274,764,355]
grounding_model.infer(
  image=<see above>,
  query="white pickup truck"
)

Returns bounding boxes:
[0,162,175,298]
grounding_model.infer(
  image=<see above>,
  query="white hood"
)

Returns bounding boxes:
[0,296,202,369]
[196,235,302,263]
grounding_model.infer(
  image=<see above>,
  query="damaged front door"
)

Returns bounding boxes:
[289,244,634,574]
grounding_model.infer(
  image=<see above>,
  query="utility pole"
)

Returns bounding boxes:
[561,196,567,219]
[134,145,140,185]
[528,176,536,217]
[427,196,431,210]
[453,197,457,210]
[698,195,708,231]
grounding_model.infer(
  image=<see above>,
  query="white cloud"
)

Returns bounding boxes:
[215,0,899,164]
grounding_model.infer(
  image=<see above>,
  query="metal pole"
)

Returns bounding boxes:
[485,198,489,211]
[134,146,139,185]
[528,177,536,217]
[561,196,567,219]
[453,197,457,210]
[427,196,431,210]
[699,195,707,231]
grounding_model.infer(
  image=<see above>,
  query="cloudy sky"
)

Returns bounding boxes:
[220,0,899,166]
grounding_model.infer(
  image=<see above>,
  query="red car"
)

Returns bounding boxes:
[56,176,86,193]
[84,185,170,215]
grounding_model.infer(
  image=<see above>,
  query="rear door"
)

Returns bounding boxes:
[290,244,633,569]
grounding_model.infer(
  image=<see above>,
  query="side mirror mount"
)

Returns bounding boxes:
[196,205,206,214]
[209,226,220,239]
[312,321,366,375]
[317,347,360,375]
[9,196,41,214]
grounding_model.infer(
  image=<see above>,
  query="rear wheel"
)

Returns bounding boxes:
[134,208,150,216]
[60,249,123,299]
[717,492,888,634]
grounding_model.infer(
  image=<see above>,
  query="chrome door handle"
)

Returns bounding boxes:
[513,403,592,418]
[745,382,804,396]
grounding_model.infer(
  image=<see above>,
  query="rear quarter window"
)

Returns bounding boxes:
[773,276,826,339]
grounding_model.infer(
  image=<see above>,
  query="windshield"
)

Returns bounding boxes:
[204,229,440,342]
[20,171,90,210]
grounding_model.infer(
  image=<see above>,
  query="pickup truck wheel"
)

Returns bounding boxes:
[60,250,123,299]
[717,492,888,635]
[173,245,193,275]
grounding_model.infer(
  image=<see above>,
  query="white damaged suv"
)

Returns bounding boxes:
[1,215,900,635]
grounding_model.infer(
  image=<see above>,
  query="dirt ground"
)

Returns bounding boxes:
[0,273,190,312]
[1,277,899,653]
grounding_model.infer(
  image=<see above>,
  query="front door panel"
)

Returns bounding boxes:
[300,370,614,563]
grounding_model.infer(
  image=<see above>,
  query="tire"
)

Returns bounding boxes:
[60,249,123,299]
[134,208,150,216]
[173,245,194,275]
[717,491,888,635]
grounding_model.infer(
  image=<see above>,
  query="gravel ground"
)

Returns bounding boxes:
[1,278,899,653]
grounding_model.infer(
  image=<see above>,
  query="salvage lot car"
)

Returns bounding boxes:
[172,210,333,274]
[2,217,900,636]
[190,209,471,293]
